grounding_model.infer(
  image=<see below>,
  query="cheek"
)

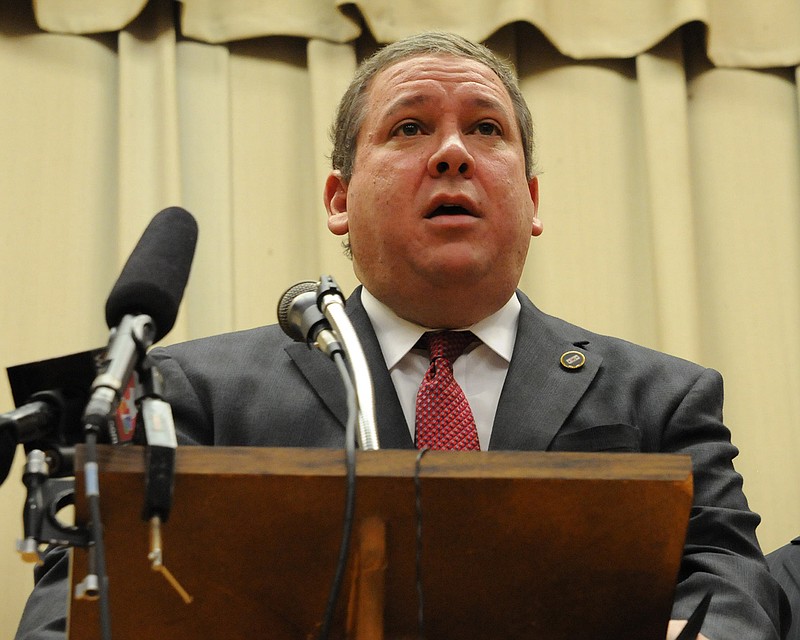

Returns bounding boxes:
[350,171,416,234]
[488,172,533,212]
[492,187,537,247]
[349,167,395,208]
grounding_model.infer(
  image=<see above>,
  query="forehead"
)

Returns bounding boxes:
[365,54,514,114]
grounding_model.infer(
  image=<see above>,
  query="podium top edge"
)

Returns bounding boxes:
[77,445,692,482]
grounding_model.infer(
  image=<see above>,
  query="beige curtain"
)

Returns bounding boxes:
[2,0,800,634]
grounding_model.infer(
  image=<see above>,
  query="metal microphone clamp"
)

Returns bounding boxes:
[16,449,90,565]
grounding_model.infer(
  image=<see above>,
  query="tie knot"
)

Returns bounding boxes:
[424,331,475,364]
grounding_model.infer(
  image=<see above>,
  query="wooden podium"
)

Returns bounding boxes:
[68,446,693,639]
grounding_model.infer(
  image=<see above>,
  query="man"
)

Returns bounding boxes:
[16,32,786,640]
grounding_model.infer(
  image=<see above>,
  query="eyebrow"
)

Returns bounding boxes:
[384,94,430,117]
[383,93,511,119]
[469,96,511,117]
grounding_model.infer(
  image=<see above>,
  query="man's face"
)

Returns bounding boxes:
[325,54,542,326]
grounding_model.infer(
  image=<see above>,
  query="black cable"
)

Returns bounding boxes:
[84,431,112,640]
[317,351,357,640]
[414,447,431,640]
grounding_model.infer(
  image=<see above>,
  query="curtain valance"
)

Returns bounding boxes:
[32,0,800,68]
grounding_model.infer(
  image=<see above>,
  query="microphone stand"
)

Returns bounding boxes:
[13,340,190,638]
[79,428,112,640]
[79,313,156,640]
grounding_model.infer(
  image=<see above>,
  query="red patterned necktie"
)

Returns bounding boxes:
[415,331,480,451]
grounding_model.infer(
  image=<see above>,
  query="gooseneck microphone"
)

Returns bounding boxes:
[82,207,198,434]
[315,276,379,452]
[278,278,379,452]
[278,277,365,640]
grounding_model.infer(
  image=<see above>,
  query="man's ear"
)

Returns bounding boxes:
[529,176,543,237]
[325,171,349,236]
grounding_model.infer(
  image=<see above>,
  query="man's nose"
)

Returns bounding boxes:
[428,132,475,178]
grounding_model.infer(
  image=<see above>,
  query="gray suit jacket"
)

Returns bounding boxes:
[15,289,788,639]
[768,538,800,640]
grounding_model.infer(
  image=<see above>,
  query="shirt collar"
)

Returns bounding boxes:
[360,288,520,369]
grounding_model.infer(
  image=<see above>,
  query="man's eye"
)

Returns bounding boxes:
[475,122,501,136]
[395,122,422,136]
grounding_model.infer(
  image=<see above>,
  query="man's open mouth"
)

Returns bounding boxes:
[427,204,474,218]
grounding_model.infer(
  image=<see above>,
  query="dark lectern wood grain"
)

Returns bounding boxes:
[68,446,692,640]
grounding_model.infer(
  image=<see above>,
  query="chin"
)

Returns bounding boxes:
[423,258,500,287]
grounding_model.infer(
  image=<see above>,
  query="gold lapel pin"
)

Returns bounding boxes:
[560,350,586,370]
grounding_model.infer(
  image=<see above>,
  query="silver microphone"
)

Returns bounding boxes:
[277,278,379,450]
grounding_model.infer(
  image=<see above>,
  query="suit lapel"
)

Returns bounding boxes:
[489,292,602,451]
[285,288,414,449]
[348,292,416,449]
[284,341,347,423]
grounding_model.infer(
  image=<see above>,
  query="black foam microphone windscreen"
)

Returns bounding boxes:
[104,207,198,342]
[0,428,16,486]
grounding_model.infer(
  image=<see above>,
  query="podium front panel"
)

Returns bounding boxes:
[68,446,692,640]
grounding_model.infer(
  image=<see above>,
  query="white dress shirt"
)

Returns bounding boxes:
[360,288,520,450]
